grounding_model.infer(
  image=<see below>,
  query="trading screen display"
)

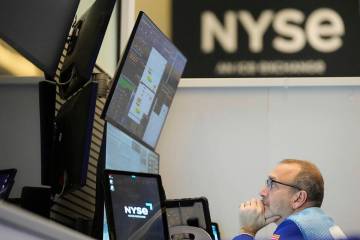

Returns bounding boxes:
[105,123,159,174]
[104,12,187,149]
[105,172,167,240]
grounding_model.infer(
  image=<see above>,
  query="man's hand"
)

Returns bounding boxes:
[239,198,280,236]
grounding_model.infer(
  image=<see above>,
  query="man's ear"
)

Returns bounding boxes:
[292,190,307,209]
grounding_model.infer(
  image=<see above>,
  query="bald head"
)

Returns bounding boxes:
[279,159,324,207]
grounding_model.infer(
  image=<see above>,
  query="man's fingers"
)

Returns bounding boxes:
[239,198,268,235]
[241,200,251,209]
[256,199,263,209]
[241,199,263,210]
[240,203,245,210]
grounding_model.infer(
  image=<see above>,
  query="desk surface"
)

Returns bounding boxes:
[0,201,93,240]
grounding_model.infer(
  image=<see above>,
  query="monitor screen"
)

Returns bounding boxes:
[211,222,221,240]
[105,123,159,173]
[103,122,160,240]
[102,11,187,150]
[0,169,17,200]
[103,170,169,240]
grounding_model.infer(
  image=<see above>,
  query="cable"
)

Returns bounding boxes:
[41,79,57,85]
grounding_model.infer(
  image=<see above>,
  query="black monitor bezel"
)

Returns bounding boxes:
[103,169,169,240]
[101,11,185,151]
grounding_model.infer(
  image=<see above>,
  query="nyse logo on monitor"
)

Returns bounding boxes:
[124,203,153,219]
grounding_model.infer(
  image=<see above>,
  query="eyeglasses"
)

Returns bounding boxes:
[266,178,301,190]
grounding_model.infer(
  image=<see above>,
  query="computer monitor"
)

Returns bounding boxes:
[211,222,221,240]
[102,11,187,150]
[165,197,213,239]
[105,122,160,173]
[101,122,160,239]
[0,0,79,78]
[52,81,98,193]
[59,0,116,99]
[0,169,17,200]
[103,170,169,240]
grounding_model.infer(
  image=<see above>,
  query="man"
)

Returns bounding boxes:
[233,159,346,240]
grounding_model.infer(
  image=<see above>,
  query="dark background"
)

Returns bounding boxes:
[172,0,360,77]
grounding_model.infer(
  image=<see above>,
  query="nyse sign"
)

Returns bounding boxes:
[201,9,344,54]
[172,0,360,77]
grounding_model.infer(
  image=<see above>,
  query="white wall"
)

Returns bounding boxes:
[0,78,44,198]
[157,84,360,239]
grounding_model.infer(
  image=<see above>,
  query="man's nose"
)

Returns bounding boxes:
[259,185,268,197]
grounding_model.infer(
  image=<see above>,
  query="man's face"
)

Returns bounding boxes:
[259,163,301,224]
